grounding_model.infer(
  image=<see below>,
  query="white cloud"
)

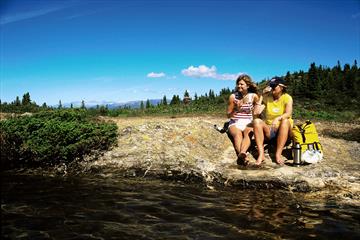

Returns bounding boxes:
[181,65,241,80]
[181,65,217,78]
[147,72,166,78]
[1,5,70,25]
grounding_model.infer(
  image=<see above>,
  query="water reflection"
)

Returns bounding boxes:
[2,172,360,239]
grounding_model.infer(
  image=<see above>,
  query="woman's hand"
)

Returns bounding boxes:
[271,116,281,129]
[234,98,243,108]
[253,104,265,115]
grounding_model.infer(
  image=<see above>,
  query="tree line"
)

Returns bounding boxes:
[1,61,359,118]
[281,60,359,109]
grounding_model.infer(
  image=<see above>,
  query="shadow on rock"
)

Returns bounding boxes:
[322,127,360,142]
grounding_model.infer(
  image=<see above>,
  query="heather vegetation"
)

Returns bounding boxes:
[0,110,118,170]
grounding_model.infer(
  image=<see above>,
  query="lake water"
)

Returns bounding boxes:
[2,171,359,239]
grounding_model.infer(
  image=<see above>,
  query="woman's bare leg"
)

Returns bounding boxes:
[253,119,265,165]
[238,127,253,165]
[253,119,271,165]
[240,127,253,155]
[228,125,243,157]
[275,119,291,164]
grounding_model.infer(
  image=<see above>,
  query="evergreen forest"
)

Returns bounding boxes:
[1,61,359,122]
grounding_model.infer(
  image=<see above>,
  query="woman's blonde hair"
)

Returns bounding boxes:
[236,74,258,93]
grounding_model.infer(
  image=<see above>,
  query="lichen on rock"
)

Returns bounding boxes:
[81,116,360,206]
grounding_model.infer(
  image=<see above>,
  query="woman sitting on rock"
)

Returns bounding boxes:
[253,77,293,165]
[227,74,261,166]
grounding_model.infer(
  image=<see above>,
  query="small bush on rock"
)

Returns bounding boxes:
[0,110,118,170]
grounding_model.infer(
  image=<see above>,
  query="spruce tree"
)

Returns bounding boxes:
[308,62,321,99]
[194,93,198,101]
[184,90,190,98]
[81,100,86,109]
[351,60,360,99]
[146,99,151,108]
[14,96,21,106]
[162,95,167,106]
[170,95,179,105]
[21,92,31,105]
[343,63,354,97]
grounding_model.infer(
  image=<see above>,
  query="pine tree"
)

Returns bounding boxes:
[58,100,62,109]
[184,90,190,98]
[307,62,321,99]
[183,90,191,104]
[81,100,86,109]
[21,92,31,105]
[162,95,167,106]
[146,99,151,108]
[170,95,180,105]
[194,93,198,101]
[99,105,108,115]
[140,101,144,110]
[208,89,215,101]
[14,96,21,106]
[351,60,360,99]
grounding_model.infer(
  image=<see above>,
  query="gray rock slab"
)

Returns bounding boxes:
[81,116,360,206]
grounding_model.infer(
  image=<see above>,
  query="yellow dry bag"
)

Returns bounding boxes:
[292,120,322,153]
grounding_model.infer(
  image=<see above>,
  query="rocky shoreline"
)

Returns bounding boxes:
[76,116,360,206]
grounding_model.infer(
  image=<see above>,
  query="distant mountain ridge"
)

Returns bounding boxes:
[61,99,162,109]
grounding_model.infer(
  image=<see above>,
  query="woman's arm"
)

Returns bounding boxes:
[227,94,236,118]
[252,94,264,116]
[279,98,293,120]
[253,94,262,105]
[272,97,293,126]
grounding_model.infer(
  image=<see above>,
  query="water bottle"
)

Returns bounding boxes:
[308,143,314,151]
[293,143,302,167]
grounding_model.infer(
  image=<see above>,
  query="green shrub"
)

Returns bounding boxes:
[0,110,118,170]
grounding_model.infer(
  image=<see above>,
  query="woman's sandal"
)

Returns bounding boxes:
[237,153,249,166]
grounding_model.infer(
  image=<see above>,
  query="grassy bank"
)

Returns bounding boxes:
[102,103,360,123]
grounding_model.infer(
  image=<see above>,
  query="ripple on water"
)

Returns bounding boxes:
[1,172,360,239]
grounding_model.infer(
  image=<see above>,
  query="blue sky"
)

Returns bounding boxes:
[1,0,359,105]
